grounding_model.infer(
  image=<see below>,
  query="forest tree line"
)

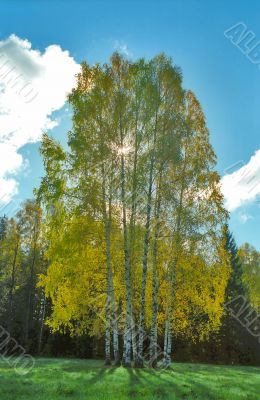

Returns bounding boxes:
[0,54,260,367]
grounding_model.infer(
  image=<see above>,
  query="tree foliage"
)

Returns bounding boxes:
[36,53,230,367]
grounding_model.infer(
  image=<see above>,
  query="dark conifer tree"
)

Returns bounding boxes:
[0,215,8,241]
[218,225,255,364]
[224,224,246,300]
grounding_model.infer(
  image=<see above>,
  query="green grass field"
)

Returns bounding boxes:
[0,358,259,399]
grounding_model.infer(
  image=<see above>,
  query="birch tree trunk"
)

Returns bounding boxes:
[131,316,137,364]
[162,130,189,368]
[105,296,111,365]
[149,170,162,367]
[163,300,173,368]
[129,106,140,367]
[7,239,19,334]
[163,302,169,368]
[102,162,120,365]
[38,293,46,354]
[24,236,37,345]
[120,123,133,368]
[136,113,158,367]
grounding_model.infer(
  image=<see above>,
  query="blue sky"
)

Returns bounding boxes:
[0,0,259,249]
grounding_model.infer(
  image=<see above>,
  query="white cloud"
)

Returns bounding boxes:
[113,40,132,57]
[221,149,260,211]
[238,212,253,223]
[0,34,80,203]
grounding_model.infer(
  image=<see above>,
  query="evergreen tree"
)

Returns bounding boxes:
[0,215,8,241]
[216,225,250,364]
[224,225,246,299]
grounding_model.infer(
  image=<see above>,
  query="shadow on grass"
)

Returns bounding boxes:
[1,359,260,400]
[123,363,260,400]
[124,367,189,399]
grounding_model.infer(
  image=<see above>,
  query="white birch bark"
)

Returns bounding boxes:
[105,296,111,365]
[120,120,133,367]
[149,171,162,367]
[136,112,158,367]
[102,162,120,365]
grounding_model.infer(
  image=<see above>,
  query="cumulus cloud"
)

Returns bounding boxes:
[238,212,253,224]
[0,34,80,202]
[113,40,132,57]
[221,150,260,211]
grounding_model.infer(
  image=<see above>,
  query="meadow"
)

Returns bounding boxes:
[0,358,259,400]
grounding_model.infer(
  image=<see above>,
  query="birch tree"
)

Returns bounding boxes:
[37,54,231,369]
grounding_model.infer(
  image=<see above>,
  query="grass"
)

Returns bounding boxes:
[0,357,259,399]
